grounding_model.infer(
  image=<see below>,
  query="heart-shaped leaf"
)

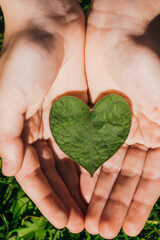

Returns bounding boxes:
[49,95,131,176]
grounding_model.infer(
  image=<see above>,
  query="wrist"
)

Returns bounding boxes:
[91,0,160,20]
[1,1,42,39]
[1,0,81,38]
[88,0,160,34]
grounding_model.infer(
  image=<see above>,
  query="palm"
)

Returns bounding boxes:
[86,8,160,148]
[113,43,160,148]
[81,0,160,238]
[1,6,87,144]
[0,0,87,232]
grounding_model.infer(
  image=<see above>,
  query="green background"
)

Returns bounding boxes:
[0,1,159,239]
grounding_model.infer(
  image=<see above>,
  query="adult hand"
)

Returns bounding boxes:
[0,0,87,232]
[81,0,160,238]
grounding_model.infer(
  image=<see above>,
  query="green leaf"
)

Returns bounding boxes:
[13,217,48,240]
[12,188,34,220]
[50,95,131,176]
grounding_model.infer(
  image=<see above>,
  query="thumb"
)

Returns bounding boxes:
[0,5,26,176]
[0,88,25,176]
[0,137,24,176]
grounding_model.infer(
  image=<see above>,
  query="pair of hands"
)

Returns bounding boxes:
[0,0,160,238]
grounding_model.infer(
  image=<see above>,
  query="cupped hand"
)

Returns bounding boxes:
[81,0,160,238]
[0,0,87,232]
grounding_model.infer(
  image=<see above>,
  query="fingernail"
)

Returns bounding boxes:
[2,159,15,176]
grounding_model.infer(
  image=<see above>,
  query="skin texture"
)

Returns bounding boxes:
[80,0,160,238]
[0,0,160,238]
[0,0,87,233]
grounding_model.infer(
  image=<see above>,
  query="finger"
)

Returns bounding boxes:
[99,145,147,239]
[0,137,23,176]
[54,158,87,214]
[85,145,128,235]
[123,147,160,237]
[34,141,85,233]
[48,139,87,213]
[80,166,101,204]
[15,144,68,229]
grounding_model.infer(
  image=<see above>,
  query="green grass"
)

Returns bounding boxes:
[0,1,160,239]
